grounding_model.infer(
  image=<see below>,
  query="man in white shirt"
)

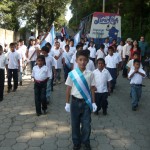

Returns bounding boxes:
[53,41,63,84]
[122,38,133,77]
[7,43,20,93]
[0,45,8,101]
[96,44,105,60]
[93,58,112,115]
[88,41,96,64]
[128,59,146,111]
[105,46,119,92]
[103,38,110,55]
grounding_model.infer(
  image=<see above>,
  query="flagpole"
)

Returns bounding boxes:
[103,0,105,13]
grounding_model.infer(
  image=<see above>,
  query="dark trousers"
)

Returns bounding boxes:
[0,69,5,99]
[71,96,91,145]
[34,81,47,114]
[107,68,117,90]
[8,69,18,90]
[95,92,108,112]
[122,55,129,77]
[63,65,71,81]
[51,70,54,90]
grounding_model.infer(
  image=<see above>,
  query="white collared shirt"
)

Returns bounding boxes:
[19,45,27,60]
[128,68,146,84]
[88,46,96,58]
[93,68,112,93]
[117,45,123,57]
[114,52,122,62]
[45,55,55,79]
[96,49,105,59]
[65,69,95,99]
[69,46,76,54]
[53,49,62,69]
[16,49,24,67]
[32,65,50,81]
[127,59,143,69]
[28,46,37,61]
[7,51,20,69]
[103,43,110,55]
[63,51,73,65]
[105,54,119,68]
[0,53,8,69]
[86,60,95,71]
[122,43,132,58]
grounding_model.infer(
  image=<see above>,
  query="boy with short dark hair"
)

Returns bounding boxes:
[7,43,20,93]
[128,59,146,111]
[65,50,97,150]
[93,58,112,115]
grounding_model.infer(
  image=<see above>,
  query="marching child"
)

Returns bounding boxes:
[0,45,8,101]
[7,43,20,93]
[105,46,119,92]
[41,46,55,104]
[32,55,50,116]
[93,58,112,115]
[88,41,96,64]
[128,59,146,111]
[65,50,97,150]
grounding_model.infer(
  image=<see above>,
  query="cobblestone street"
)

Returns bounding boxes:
[0,74,150,150]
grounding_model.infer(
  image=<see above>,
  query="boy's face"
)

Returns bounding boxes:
[76,55,88,70]
[56,43,60,49]
[133,54,139,60]
[10,45,15,52]
[70,41,74,47]
[65,47,69,52]
[41,51,48,56]
[31,40,35,45]
[134,62,140,69]
[90,43,93,47]
[36,59,44,67]
[97,61,105,70]
[108,49,113,55]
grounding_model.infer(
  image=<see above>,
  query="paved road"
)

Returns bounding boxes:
[0,74,150,150]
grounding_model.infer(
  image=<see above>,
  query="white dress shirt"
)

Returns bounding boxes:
[0,53,8,69]
[128,68,146,84]
[19,45,27,60]
[96,49,105,59]
[63,51,73,65]
[28,46,37,61]
[93,68,112,93]
[32,65,50,81]
[65,69,95,99]
[88,47,96,58]
[117,45,123,57]
[7,51,20,69]
[103,43,110,55]
[69,46,76,54]
[86,60,95,71]
[105,54,119,68]
[53,49,62,69]
[114,52,122,63]
[122,43,132,58]
[45,55,55,79]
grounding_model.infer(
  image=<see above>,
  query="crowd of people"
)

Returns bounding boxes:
[0,33,149,150]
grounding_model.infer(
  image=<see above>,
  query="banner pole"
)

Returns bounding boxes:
[103,0,105,13]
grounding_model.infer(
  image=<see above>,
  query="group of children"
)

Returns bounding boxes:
[0,36,147,150]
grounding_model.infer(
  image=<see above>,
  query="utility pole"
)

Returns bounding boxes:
[103,0,105,12]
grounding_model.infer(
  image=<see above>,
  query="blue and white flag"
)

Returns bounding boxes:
[40,25,56,48]
[74,30,81,47]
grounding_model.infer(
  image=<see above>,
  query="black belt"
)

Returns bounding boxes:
[72,96,85,102]
[131,84,142,86]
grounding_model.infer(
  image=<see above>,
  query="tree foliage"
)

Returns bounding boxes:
[69,0,150,40]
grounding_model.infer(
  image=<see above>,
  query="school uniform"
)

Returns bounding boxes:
[105,54,119,91]
[93,68,112,113]
[86,60,95,71]
[65,69,95,145]
[53,49,63,82]
[127,59,143,70]
[32,65,50,115]
[0,53,8,100]
[45,55,55,102]
[96,49,105,59]
[7,51,20,91]
[103,43,110,55]
[117,45,123,57]
[28,46,37,71]
[128,68,146,109]
[63,51,73,81]
[88,46,96,63]
[69,46,76,54]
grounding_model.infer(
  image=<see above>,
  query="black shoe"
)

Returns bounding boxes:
[94,111,99,115]
[103,110,107,115]
[7,89,11,93]
[0,98,3,101]
[47,101,50,105]
[132,106,137,111]
[36,113,42,116]
[43,110,47,115]
[84,144,91,150]
[73,144,81,150]
[12,89,17,92]
[135,104,139,108]
[19,81,22,86]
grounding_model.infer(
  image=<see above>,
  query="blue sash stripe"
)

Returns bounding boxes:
[69,69,93,110]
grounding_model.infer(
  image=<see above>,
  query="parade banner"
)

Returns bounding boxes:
[89,12,121,41]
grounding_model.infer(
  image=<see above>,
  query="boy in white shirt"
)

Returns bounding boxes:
[69,40,76,54]
[128,59,146,111]
[103,38,110,55]
[93,58,112,115]
[88,41,96,64]
[105,46,119,92]
[41,46,55,104]
[96,44,105,60]
[53,41,63,84]
[7,43,20,93]
[0,45,8,101]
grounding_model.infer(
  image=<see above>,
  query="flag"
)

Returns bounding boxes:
[74,30,81,47]
[61,26,69,38]
[40,25,56,48]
